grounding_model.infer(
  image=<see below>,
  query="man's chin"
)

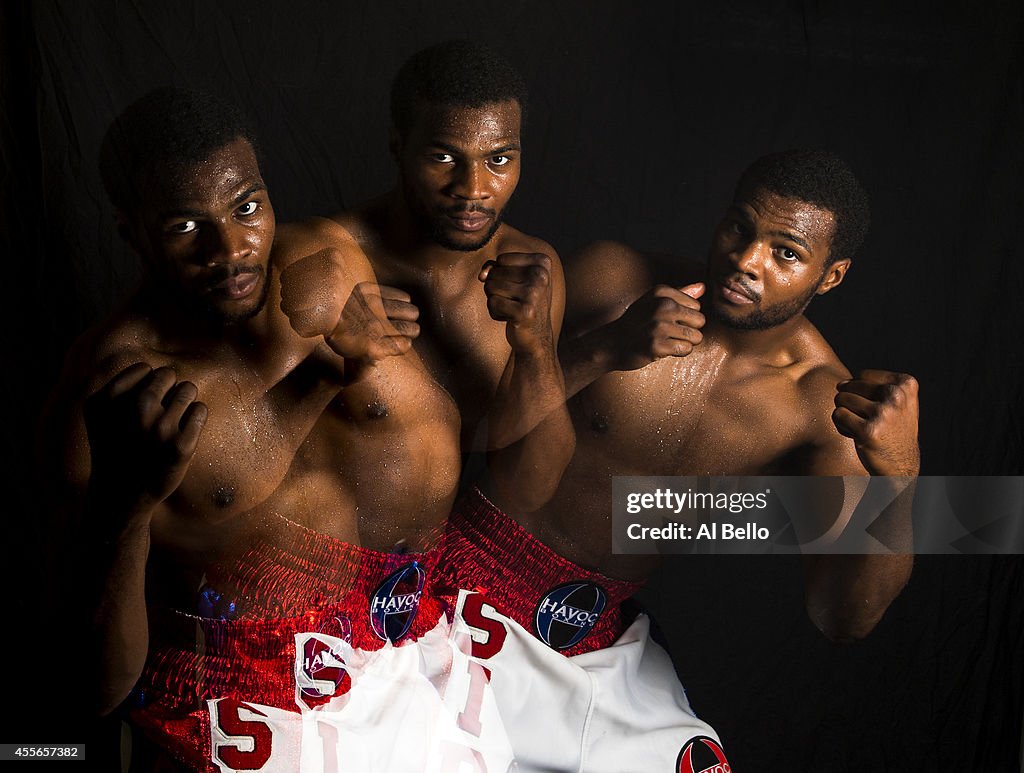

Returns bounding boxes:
[429,219,502,252]
[708,299,805,331]
[204,272,271,325]
[216,300,266,325]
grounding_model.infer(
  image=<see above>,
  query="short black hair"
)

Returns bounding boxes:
[736,149,870,263]
[99,87,262,212]
[390,40,528,138]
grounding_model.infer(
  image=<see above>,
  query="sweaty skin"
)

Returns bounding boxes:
[332,99,574,513]
[38,138,445,717]
[548,189,918,640]
[261,217,462,553]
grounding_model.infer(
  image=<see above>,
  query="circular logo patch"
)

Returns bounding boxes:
[298,634,348,702]
[369,562,425,642]
[533,581,607,650]
[677,736,731,773]
[295,615,353,708]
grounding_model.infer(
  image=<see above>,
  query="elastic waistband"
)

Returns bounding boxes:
[438,487,642,656]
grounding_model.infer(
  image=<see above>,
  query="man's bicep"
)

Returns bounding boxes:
[563,240,650,338]
[548,250,567,340]
[805,430,867,477]
[800,365,864,477]
[776,412,870,549]
[37,384,93,511]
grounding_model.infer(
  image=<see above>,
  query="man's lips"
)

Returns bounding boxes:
[210,269,260,299]
[445,209,493,232]
[718,277,759,305]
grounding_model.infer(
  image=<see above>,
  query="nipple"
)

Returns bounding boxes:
[367,401,389,419]
[213,485,235,508]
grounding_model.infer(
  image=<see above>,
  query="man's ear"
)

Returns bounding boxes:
[816,257,851,295]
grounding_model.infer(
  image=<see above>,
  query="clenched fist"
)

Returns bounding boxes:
[84,363,207,512]
[604,283,705,372]
[833,369,920,477]
[480,252,555,353]
[326,282,420,364]
[280,248,419,366]
[279,248,351,340]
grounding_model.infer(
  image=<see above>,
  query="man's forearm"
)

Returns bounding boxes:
[803,552,913,641]
[86,496,154,716]
[486,347,575,512]
[559,329,615,400]
[802,480,916,640]
[486,345,570,451]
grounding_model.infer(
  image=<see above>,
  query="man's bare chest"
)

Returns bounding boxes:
[140,348,334,525]
[574,354,813,476]
[369,257,508,410]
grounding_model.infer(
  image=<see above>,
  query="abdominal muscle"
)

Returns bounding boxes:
[262,353,462,554]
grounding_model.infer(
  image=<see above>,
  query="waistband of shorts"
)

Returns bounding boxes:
[439,486,643,655]
[201,514,441,618]
[137,525,446,714]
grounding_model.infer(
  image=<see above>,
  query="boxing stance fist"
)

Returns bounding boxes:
[480,252,556,353]
[604,283,705,371]
[331,283,420,363]
[84,363,207,515]
[833,369,920,477]
[280,248,420,364]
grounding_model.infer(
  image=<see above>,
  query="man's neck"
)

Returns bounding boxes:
[704,314,806,362]
[136,281,271,349]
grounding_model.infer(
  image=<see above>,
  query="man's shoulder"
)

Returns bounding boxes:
[277,215,348,241]
[780,324,869,473]
[275,216,362,256]
[327,198,388,249]
[569,239,643,276]
[62,311,162,394]
[787,320,850,394]
[39,311,157,472]
[561,241,646,325]
[324,209,367,238]
[274,217,376,279]
[560,241,700,334]
[566,240,703,303]
[772,321,852,451]
[494,224,560,263]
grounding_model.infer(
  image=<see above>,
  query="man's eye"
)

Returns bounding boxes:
[237,201,258,216]
[168,220,198,234]
[432,153,454,163]
[490,155,510,167]
[776,247,800,262]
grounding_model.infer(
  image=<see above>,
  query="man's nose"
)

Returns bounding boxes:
[449,161,489,200]
[730,240,763,277]
[205,223,251,266]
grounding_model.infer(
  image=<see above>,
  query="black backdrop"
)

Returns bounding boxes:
[2,1,1022,770]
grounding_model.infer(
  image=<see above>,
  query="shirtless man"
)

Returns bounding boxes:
[332,43,724,772]
[39,89,472,770]
[433,150,917,771]
[331,41,573,513]
[548,148,918,640]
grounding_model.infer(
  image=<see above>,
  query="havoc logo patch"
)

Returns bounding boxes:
[534,582,607,650]
[676,736,731,773]
[369,562,425,642]
[295,616,352,708]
